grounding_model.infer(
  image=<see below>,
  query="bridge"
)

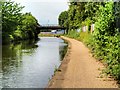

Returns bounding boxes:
[36,24,66,30]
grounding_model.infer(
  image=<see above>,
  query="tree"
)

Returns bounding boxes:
[20,13,39,39]
[2,1,39,43]
[58,11,68,27]
[2,1,24,33]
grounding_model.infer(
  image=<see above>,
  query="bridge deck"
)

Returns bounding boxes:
[37,25,66,30]
[38,26,66,29]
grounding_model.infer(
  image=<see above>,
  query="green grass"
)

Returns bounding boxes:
[39,33,62,37]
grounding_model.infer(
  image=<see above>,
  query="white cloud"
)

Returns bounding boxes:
[11,0,68,25]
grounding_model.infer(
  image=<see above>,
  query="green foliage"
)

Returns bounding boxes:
[19,13,38,39]
[85,2,105,23]
[62,1,120,82]
[58,11,68,27]
[2,1,24,33]
[67,30,80,39]
[78,32,92,44]
[91,2,120,80]
[58,2,103,31]
[11,13,39,41]
[2,1,39,44]
[67,2,87,30]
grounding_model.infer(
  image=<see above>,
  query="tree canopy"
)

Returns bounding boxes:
[2,1,40,44]
[58,11,68,27]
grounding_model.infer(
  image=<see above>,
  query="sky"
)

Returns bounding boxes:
[12,0,69,25]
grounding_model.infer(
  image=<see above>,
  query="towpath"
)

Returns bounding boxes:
[48,36,118,88]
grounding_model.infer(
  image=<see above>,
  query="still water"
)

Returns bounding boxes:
[2,37,68,88]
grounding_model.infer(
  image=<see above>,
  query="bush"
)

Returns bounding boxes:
[67,29,80,39]
[92,2,120,80]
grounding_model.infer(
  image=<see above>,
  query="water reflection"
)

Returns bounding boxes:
[2,37,67,88]
[2,40,38,74]
[59,41,68,61]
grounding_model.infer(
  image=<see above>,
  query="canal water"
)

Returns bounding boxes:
[2,37,68,88]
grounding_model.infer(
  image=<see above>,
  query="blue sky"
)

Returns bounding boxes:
[12,0,69,25]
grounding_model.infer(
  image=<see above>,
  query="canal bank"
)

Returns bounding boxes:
[47,36,118,88]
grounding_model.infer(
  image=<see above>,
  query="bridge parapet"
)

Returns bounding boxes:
[36,24,66,30]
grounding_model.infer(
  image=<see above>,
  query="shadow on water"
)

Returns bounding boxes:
[59,40,68,61]
[2,39,39,74]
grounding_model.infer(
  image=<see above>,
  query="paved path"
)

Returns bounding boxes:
[48,36,118,88]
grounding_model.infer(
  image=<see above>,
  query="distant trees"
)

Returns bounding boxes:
[15,13,39,40]
[58,11,68,27]
[58,2,105,30]
[2,1,39,44]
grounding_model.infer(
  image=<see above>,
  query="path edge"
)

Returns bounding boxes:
[46,36,71,88]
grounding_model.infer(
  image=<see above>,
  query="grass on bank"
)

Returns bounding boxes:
[39,33,63,37]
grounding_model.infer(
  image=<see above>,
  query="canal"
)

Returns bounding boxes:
[2,37,68,88]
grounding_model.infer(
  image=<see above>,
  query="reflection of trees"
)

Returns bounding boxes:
[20,39,39,55]
[59,43,68,61]
[2,39,39,73]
